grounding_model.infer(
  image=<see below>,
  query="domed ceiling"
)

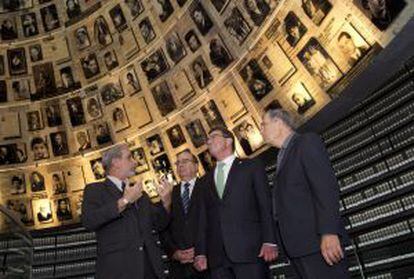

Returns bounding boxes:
[0,0,412,230]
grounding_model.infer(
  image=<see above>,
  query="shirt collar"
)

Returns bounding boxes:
[181,177,196,187]
[217,154,236,167]
[107,175,127,191]
[281,132,296,150]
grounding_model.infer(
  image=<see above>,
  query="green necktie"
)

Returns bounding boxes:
[216,162,226,198]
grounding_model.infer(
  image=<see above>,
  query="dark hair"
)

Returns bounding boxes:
[209,126,235,151]
[31,137,45,149]
[176,148,198,164]
[338,31,352,41]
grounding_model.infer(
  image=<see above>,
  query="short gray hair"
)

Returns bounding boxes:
[265,107,296,129]
[101,144,128,173]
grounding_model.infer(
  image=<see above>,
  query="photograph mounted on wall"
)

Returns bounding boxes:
[239,59,273,102]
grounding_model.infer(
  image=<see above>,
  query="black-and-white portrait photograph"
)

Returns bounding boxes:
[301,0,332,26]
[27,110,44,131]
[233,118,263,156]
[141,49,170,83]
[209,37,233,70]
[146,134,164,156]
[81,53,100,79]
[33,63,57,98]
[1,18,18,40]
[40,4,60,32]
[30,171,45,192]
[11,79,31,101]
[30,137,49,161]
[243,0,271,26]
[354,0,406,31]
[90,158,105,180]
[240,59,273,101]
[44,103,62,127]
[7,48,27,76]
[184,30,201,52]
[10,174,26,195]
[56,198,73,221]
[210,0,229,13]
[131,147,149,174]
[111,105,130,132]
[103,50,119,71]
[84,96,102,120]
[191,56,213,89]
[125,0,144,18]
[0,144,21,165]
[289,82,316,114]
[66,0,81,19]
[200,100,226,128]
[121,68,141,95]
[94,16,113,47]
[75,26,91,50]
[75,130,91,152]
[198,149,216,172]
[167,125,186,148]
[1,0,33,12]
[152,153,172,177]
[284,11,307,47]
[185,119,207,148]
[100,82,124,105]
[109,4,128,32]
[139,17,156,44]
[336,25,370,67]
[29,44,43,62]
[50,131,69,156]
[59,66,80,92]
[151,81,177,116]
[224,8,252,44]
[34,199,53,224]
[165,32,186,64]
[66,96,86,127]
[21,13,39,37]
[154,0,174,22]
[6,199,34,226]
[51,172,67,195]
[298,37,342,90]
[94,122,112,145]
[190,2,213,36]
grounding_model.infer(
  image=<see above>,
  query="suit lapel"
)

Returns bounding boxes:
[104,178,123,199]
[276,134,299,177]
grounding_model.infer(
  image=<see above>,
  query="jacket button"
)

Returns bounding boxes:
[161,254,168,260]
[156,240,161,245]
[138,246,143,251]
[163,270,169,275]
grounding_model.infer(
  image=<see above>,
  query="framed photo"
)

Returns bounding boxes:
[353,0,406,31]
[198,149,216,172]
[0,144,24,165]
[140,49,170,83]
[0,55,5,75]
[110,4,128,32]
[74,26,91,50]
[75,129,92,152]
[165,32,187,64]
[33,199,53,224]
[297,37,342,91]
[139,17,156,44]
[243,0,270,26]
[9,173,26,195]
[11,79,31,101]
[44,103,62,127]
[283,11,307,47]
[131,147,149,174]
[224,8,252,44]
[72,191,83,218]
[215,83,247,123]
[0,80,6,102]
[40,4,60,32]
[125,0,144,18]
[90,158,105,180]
[124,96,153,128]
[111,104,131,133]
[151,81,177,116]
[1,0,33,12]
[94,122,112,145]
[289,82,316,114]
[209,37,233,71]
[103,50,119,71]
[33,62,57,98]
[55,198,73,221]
[233,118,264,156]
[154,0,174,22]
[100,82,124,105]
[94,16,113,47]
[27,110,44,131]
[190,2,213,36]
[30,136,50,161]
[184,30,201,52]
[239,59,273,101]
[81,53,101,79]
[171,70,195,104]
[301,0,332,26]
[191,56,213,89]
[21,13,39,37]
[30,171,46,193]
[7,48,27,76]
[50,171,67,195]
[146,134,164,156]
[67,96,86,127]
[66,0,81,19]
[59,66,81,92]
[6,199,34,226]
[1,18,18,40]
[63,166,86,192]
[50,131,69,156]
[120,68,141,95]
[167,125,186,148]
[185,119,207,148]
[210,0,230,13]
[200,100,226,129]
[151,153,172,177]
[84,95,103,121]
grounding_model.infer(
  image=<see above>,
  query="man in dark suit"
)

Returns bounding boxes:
[162,149,207,278]
[260,107,350,278]
[82,144,172,279]
[194,126,277,279]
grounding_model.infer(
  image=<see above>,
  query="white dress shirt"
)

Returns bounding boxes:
[180,177,197,198]
[214,154,236,187]
[107,175,128,192]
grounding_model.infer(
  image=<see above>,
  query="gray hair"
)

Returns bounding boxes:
[265,108,296,129]
[101,144,128,173]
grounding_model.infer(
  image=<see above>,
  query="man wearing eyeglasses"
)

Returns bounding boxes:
[162,149,208,278]
[194,126,277,279]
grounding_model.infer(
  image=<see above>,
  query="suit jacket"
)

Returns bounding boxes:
[82,178,169,279]
[195,158,275,269]
[272,133,349,258]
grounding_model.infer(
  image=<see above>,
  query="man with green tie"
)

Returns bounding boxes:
[194,126,277,279]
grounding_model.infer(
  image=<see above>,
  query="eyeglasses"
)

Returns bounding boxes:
[207,133,226,141]
[174,159,195,166]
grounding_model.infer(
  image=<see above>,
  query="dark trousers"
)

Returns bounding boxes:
[290,252,350,279]
[210,256,268,279]
[170,261,208,279]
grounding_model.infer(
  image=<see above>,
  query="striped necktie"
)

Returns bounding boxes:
[182,182,191,215]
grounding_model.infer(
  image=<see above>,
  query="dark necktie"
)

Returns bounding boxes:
[182,182,191,215]
[121,181,126,193]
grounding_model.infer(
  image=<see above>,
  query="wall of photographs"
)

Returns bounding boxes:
[0,0,413,231]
